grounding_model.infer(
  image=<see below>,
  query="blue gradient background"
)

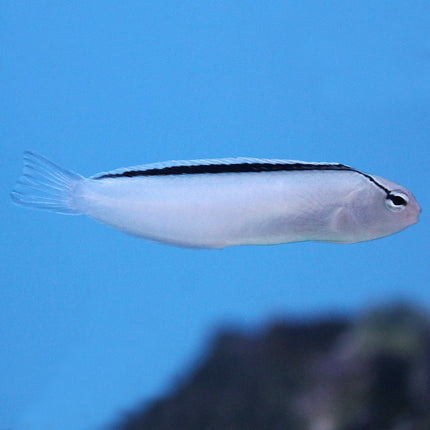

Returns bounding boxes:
[1,2,429,429]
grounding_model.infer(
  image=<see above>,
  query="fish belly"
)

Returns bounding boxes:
[78,174,348,248]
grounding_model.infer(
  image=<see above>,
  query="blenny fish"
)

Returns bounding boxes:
[11,151,420,248]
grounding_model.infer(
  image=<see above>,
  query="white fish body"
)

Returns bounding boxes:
[11,152,420,248]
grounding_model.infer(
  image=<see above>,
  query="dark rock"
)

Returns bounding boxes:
[115,304,430,430]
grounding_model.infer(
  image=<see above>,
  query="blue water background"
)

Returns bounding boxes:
[1,2,429,429]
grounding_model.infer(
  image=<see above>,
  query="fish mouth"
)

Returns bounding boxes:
[412,203,421,224]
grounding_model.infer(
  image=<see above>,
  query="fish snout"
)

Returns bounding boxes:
[409,198,421,225]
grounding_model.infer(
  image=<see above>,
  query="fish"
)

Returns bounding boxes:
[10,151,421,249]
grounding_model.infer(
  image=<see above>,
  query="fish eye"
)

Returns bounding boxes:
[385,191,409,212]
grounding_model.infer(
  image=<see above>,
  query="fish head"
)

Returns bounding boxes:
[353,175,421,241]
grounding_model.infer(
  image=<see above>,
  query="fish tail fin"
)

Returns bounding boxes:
[10,151,84,214]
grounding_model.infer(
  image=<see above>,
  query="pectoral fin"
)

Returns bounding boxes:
[330,206,351,233]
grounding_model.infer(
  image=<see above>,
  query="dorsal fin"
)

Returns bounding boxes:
[92,157,354,179]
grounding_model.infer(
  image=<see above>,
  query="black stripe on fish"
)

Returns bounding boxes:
[94,161,390,195]
[95,162,354,177]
